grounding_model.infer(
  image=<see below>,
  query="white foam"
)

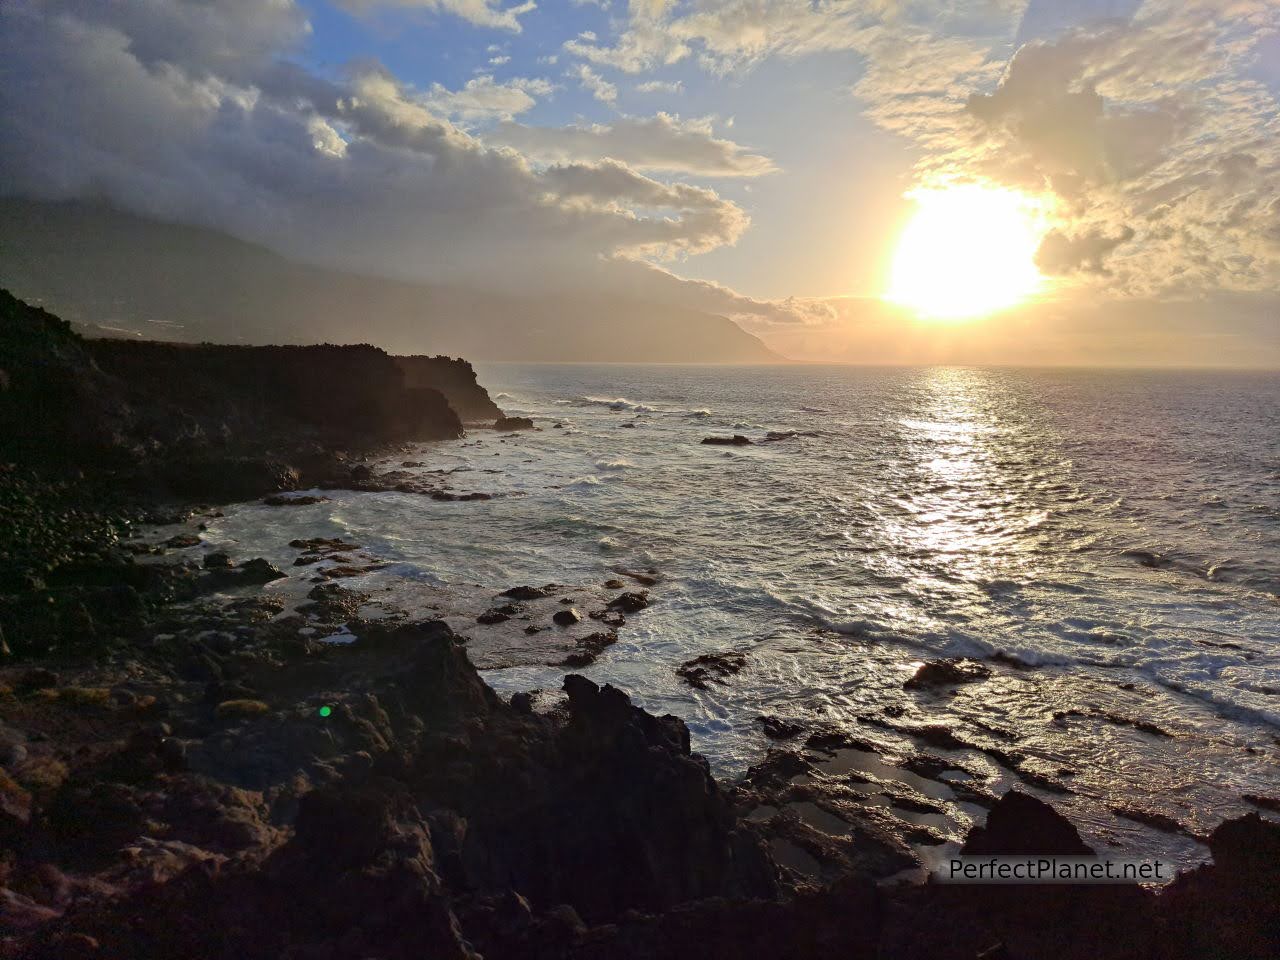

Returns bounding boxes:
[595,457,635,471]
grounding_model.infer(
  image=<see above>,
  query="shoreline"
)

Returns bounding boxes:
[3,292,1279,958]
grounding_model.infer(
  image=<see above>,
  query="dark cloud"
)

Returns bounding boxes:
[0,0,767,313]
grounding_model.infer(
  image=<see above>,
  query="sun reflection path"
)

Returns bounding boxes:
[886,368,1049,599]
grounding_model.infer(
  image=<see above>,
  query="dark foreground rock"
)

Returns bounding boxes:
[2,624,777,959]
[701,435,753,446]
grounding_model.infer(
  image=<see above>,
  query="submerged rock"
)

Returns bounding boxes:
[677,652,747,690]
[701,435,753,446]
[757,715,804,740]
[904,658,992,689]
[607,591,649,613]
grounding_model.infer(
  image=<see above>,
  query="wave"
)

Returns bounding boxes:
[595,457,635,471]
[559,396,656,413]
[558,395,713,418]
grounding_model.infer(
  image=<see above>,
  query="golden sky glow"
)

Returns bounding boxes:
[885,185,1051,320]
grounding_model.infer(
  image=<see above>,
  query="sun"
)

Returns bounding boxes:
[886,184,1050,320]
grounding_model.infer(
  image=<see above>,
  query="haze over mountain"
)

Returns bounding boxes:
[0,200,778,362]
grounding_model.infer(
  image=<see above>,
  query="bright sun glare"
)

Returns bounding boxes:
[886,184,1049,320]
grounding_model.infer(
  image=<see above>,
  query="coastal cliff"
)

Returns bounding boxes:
[0,289,509,498]
[396,355,504,422]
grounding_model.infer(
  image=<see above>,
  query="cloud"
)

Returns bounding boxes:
[0,0,748,296]
[1036,225,1135,274]
[417,75,555,121]
[490,113,776,176]
[569,63,618,104]
[636,79,684,94]
[336,0,536,33]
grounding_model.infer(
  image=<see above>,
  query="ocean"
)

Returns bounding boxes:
[202,363,1280,865]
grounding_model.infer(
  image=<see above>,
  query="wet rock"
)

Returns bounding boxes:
[1109,804,1188,835]
[1244,794,1280,813]
[1101,712,1172,737]
[261,494,328,506]
[913,724,970,752]
[607,590,649,613]
[290,536,361,554]
[202,552,232,569]
[904,658,992,689]
[237,558,285,583]
[1122,548,1170,568]
[701,435,753,446]
[603,578,625,589]
[477,608,512,625]
[494,416,534,431]
[501,584,557,601]
[553,608,582,627]
[757,715,804,740]
[561,632,617,668]
[164,533,202,549]
[677,652,746,690]
[589,609,626,628]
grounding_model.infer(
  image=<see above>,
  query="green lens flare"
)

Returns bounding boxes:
[318,705,332,718]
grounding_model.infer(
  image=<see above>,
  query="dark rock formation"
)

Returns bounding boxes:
[756,715,804,740]
[494,416,534,431]
[702,435,753,446]
[960,790,1094,856]
[677,652,747,690]
[607,591,650,613]
[5,624,778,958]
[904,659,992,689]
[395,355,503,421]
[0,289,463,497]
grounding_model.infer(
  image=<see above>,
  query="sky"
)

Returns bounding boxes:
[1,0,1278,365]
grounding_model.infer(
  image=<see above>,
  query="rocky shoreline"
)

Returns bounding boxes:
[2,291,1279,958]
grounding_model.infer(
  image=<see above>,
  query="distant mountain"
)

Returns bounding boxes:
[0,199,781,363]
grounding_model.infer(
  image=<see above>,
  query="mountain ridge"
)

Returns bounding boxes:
[0,198,782,363]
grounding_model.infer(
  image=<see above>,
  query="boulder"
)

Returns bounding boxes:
[553,608,582,627]
[494,416,534,431]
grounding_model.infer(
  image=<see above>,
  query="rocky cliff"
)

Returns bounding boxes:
[0,289,473,497]
[396,355,504,421]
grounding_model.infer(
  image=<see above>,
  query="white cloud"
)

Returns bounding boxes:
[569,63,618,104]
[336,0,537,33]
[636,79,684,94]
[423,75,555,121]
[490,113,775,176]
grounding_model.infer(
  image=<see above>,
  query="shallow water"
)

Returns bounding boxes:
[203,364,1280,865]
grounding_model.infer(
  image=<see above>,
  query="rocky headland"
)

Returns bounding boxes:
[1,290,1278,959]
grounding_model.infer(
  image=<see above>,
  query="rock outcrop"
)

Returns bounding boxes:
[395,354,503,422]
[0,289,464,495]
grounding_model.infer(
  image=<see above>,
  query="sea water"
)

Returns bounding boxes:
[204,364,1280,862]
